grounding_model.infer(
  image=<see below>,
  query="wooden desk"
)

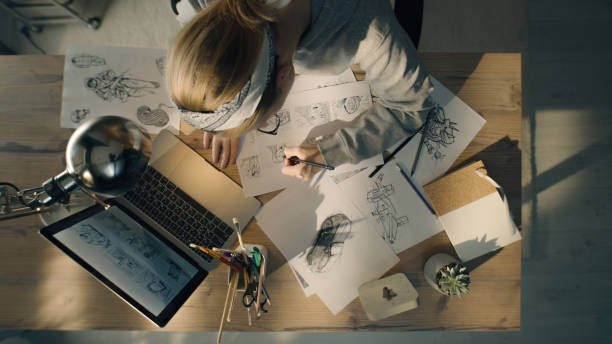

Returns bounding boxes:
[0,54,521,331]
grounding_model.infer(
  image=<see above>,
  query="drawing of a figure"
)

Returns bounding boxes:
[367,174,409,244]
[85,69,160,103]
[75,224,111,248]
[305,213,352,273]
[136,104,170,127]
[71,108,90,123]
[266,144,286,164]
[276,110,291,125]
[423,106,459,160]
[155,57,165,76]
[108,246,142,275]
[136,270,171,299]
[239,156,261,178]
[295,102,330,127]
[71,54,106,68]
[341,96,361,114]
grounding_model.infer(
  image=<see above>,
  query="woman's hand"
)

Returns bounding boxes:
[282,146,326,181]
[203,131,240,168]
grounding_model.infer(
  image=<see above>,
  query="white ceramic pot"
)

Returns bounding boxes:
[423,253,459,295]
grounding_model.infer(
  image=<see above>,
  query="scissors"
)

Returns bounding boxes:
[242,281,268,312]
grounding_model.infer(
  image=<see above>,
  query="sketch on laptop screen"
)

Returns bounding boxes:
[53,206,199,316]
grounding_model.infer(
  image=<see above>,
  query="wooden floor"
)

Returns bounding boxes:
[1,0,611,343]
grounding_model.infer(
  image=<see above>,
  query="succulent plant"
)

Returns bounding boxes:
[437,263,470,297]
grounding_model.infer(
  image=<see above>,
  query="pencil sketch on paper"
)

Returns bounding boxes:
[71,108,90,124]
[71,54,106,68]
[334,95,362,115]
[366,174,409,244]
[239,155,262,178]
[155,57,165,76]
[295,102,330,127]
[423,105,459,160]
[85,69,160,103]
[276,110,291,126]
[266,144,286,164]
[304,213,352,273]
[136,104,170,127]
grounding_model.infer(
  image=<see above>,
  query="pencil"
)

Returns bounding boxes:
[396,163,437,215]
[232,217,246,250]
[286,156,335,170]
[189,244,243,272]
[410,131,427,176]
[217,271,238,344]
[368,134,415,178]
[231,217,252,289]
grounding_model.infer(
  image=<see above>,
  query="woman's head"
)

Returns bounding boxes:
[167,0,292,138]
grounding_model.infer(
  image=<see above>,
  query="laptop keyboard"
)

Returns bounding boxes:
[123,166,235,262]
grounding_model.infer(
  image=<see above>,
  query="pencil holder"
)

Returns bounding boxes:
[226,244,268,290]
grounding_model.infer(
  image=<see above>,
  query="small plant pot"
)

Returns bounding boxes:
[423,253,459,295]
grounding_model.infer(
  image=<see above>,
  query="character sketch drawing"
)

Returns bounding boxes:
[266,144,286,164]
[71,54,106,68]
[85,69,160,103]
[366,174,409,244]
[423,105,459,160]
[136,104,171,127]
[333,96,362,116]
[295,102,330,127]
[303,213,352,274]
[71,108,90,123]
[239,156,261,178]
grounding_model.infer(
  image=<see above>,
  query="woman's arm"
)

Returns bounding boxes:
[316,5,435,166]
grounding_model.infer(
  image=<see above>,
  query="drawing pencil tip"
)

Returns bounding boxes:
[188,243,197,248]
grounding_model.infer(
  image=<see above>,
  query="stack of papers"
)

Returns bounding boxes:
[251,72,519,315]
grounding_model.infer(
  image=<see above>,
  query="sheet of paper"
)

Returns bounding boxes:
[284,179,399,315]
[439,192,521,262]
[237,81,382,196]
[291,69,357,93]
[256,176,399,313]
[61,45,180,134]
[337,165,445,253]
[394,77,486,185]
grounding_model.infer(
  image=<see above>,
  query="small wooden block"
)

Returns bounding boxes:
[358,273,419,321]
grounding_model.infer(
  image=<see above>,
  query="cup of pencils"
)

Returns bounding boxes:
[189,217,270,344]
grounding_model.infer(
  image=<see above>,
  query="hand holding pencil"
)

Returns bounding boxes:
[281,146,333,181]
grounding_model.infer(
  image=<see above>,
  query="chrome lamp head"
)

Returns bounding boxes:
[40,116,152,206]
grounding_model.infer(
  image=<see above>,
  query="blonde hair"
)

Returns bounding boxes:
[167,0,278,138]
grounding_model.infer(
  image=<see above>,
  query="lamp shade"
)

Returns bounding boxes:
[64,116,152,198]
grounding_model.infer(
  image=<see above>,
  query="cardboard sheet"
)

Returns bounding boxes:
[439,192,521,262]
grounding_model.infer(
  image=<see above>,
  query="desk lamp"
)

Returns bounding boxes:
[0,116,152,222]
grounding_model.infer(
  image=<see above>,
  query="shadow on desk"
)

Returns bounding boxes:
[455,136,522,223]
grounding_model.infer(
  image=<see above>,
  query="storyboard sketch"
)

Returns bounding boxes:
[256,177,399,314]
[337,166,445,253]
[392,77,486,186]
[54,206,198,316]
[61,45,180,134]
[237,81,383,197]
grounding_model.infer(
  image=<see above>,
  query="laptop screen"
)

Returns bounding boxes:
[40,202,207,327]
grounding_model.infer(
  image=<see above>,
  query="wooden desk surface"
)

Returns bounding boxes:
[0,53,521,331]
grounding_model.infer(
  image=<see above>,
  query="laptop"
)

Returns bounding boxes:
[40,129,261,327]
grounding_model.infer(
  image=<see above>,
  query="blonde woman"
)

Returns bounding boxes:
[167,0,434,180]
